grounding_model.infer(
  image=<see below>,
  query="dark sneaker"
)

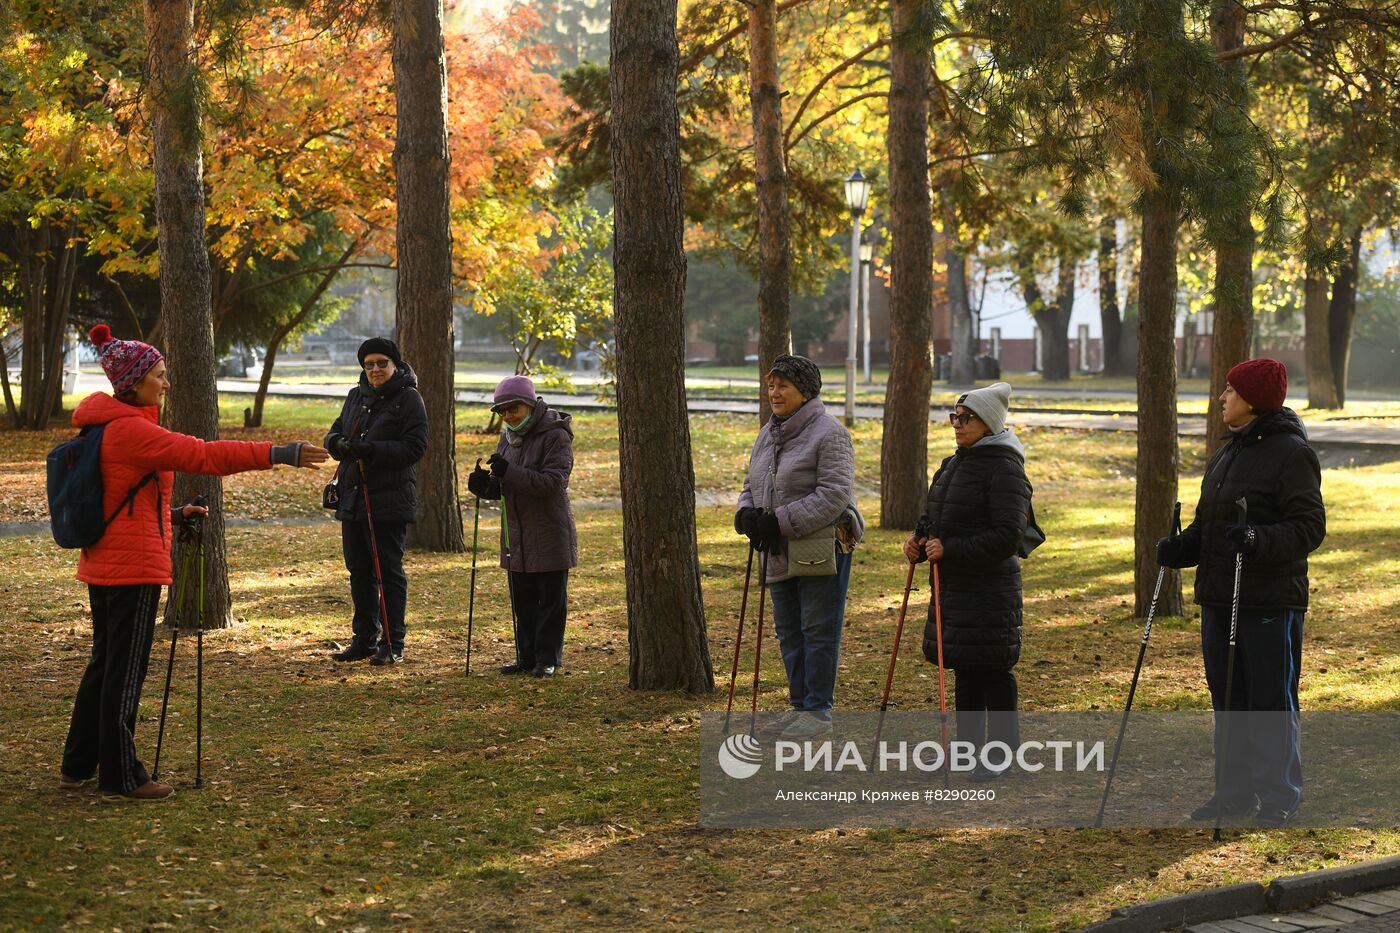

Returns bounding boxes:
[1255,806,1298,828]
[1190,795,1257,821]
[370,644,403,666]
[332,641,376,663]
[779,712,833,739]
[500,662,532,675]
[758,709,803,738]
[969,763,1010,783]
[59,773,94,791]
[532,664,556,678]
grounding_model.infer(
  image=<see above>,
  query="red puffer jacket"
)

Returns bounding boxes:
[73,393,274,587]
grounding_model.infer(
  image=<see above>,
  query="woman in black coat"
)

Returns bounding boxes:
[1157,358,1325,827]
[324,338,428,666]
[904,382,1031,781]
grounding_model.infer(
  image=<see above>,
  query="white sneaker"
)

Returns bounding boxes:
[757,709,803,738]
[779,711,833,739]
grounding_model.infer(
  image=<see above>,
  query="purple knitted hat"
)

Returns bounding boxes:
[491,375,537,412]
[90,324,163,396]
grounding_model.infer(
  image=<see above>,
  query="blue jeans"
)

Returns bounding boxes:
[1201,605,1304,813]
[767,552,852,718]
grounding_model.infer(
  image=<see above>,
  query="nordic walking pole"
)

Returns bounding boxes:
[1097,500,1181,827]
[748,547,770,739]
[873,560,918,757]
[193,507,206,789]
[933,562,950,789]
[153,526,196,781]
[466,459,482,675]
[358,459,395,653]
[723,544,757,738]
[1214,496,1248,842]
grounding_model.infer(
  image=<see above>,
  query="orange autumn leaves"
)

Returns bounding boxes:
[3,3,563,300]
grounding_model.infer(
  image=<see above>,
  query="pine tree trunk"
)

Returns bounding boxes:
[612,0,714,694]
[880,0,934,530]
[1098,218,1126,376]
[944,193,975,385]
[1327,227,1361,408]
[749,0,791,422]
[146,0,233,629]
[1134,192,1184,618]
[394,0,464,552]
[1206,0,1255,456]
[1304,263,1339,409]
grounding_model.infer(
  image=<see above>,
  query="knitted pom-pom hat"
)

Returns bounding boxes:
[90,324,163,397]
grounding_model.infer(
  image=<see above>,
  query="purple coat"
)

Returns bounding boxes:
[493,401,578,573]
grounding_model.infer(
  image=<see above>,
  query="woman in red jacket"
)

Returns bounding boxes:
[61,325,327,800]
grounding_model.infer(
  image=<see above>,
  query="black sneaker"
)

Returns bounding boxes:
[500,662,532,675]
[969,763,1010,783]
[332,642,376,662]
[1190,795,1257,821]
[532,664,556,678]
[1255,805,1298,828]
[370,644,403,666]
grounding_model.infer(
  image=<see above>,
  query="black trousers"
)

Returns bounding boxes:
[953,668,1020,753]
[508,569,568,667]
[63,584,161,793]
[342,519,408,649]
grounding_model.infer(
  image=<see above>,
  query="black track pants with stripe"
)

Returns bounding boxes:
[63,584,161,793]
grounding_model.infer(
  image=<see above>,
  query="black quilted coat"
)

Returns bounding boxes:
[1175,408,1325,611]
[918,431,1032,672]
[324,364,428,525]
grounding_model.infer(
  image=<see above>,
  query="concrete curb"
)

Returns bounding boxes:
[1266,854,1400,911]
[1075,856,1400,932]
[1077,883,1267,933]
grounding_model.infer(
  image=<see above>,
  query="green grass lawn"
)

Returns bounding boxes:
[2,398,1399,930]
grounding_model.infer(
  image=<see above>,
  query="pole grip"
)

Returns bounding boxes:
[1171,500,1181,536]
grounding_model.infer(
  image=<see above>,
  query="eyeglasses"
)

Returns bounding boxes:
[948,411,977,427]
[363,359,393,371]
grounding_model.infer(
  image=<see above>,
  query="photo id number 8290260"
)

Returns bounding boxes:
[929,788,996,802]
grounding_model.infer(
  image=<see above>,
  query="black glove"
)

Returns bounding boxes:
[467,465,492,498]
[1156,535,1185,568]
[734,507,761,536]
[325,435,346,460]
[488,453,509,477]
[348,440,374,462]
[755,512,783,554]
[1225,524,1257,555]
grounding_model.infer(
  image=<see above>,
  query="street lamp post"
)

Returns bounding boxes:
[843,168,870,427]
[859,240,873,385]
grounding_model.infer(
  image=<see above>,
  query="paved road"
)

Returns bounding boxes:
[205,376,1400,454]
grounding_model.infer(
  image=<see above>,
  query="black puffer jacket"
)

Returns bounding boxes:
[324,364,428,525]
[918,432,1032,672]
[1175,408,1325,610]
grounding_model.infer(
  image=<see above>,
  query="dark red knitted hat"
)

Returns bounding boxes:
[89,324,163,396]
[1227,358,1287,412]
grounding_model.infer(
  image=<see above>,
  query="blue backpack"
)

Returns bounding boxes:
[46,423,156,549]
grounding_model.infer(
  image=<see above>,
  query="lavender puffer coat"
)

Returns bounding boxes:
[737,398,865,583]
